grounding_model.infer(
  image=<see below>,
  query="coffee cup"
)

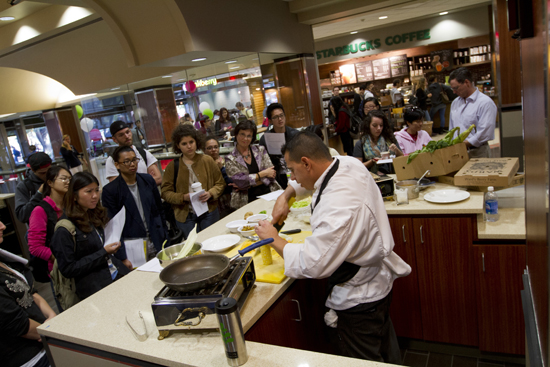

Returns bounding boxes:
[191,182,203,192]
[381,151,390,159]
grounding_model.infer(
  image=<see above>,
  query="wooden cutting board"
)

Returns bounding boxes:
[229,231,312,284]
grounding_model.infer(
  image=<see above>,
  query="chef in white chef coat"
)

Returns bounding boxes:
[256,131,411,364]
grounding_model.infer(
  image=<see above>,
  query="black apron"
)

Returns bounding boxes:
[310,159,361,298]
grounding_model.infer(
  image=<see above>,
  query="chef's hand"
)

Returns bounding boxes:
[199,191,212,202]
[271,185,296,225]
[122,259,133,270]
[256,220,279,240]
[105,241,121,254]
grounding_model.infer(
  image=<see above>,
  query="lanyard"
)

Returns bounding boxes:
[312,159,340,214]
[94,227,104,246]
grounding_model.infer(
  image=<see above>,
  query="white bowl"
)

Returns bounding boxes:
[202,235,240,253]
[226,220,248,233]
[238,223,258,236]
[247,214,268,223]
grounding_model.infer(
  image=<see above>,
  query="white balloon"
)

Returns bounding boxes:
[80,117,94,132]
[199,101,210,112]
[136,107,148,118]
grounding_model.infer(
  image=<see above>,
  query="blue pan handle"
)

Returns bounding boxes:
[238,238,274,256]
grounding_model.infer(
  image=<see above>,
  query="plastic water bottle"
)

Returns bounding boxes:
[484,186,499,222]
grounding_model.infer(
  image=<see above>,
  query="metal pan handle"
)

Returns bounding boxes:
[238,238,274,256]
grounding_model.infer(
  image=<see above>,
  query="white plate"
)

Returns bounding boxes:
[247,214,268,223]
[201,235,240,252]
[424,189,471,204]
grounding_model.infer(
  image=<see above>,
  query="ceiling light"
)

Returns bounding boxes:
[350,31,358,34]
[256,88,260,91]
[439,11,448,15]
[111,87,120,91]
[0,16,15,21]
[192,57,206,62]
[225,60,237,64]
[379,16,388,19]
[230,66,240,69]
[162,75,172,78]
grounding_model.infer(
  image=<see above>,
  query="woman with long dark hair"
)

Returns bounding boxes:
[353,110,403,173]
[50,172,130,300]
[214,107,236,139]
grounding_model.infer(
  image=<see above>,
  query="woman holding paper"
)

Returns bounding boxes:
[161,125,226,238]
[225,120,281,210]
[50,172,130,300]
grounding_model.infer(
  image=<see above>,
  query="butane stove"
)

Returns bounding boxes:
[152,257,256,340]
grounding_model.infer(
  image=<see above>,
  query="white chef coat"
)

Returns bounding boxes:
[449,89,497,148]
[286,156,411,310]
[105,145,158,180]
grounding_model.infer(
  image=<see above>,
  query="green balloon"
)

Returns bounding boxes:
[203,108,214,120]
[76,105,83,119]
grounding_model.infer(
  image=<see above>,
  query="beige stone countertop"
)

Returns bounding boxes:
[477,208,526,240]
[385,180,485,215]
[38,198,398,367]
[0,193,15,199]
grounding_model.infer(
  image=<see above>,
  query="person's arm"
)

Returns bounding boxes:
[33,293,56,321]
[145,151,162,185]
[465,100,497,148]
[15,181,44,224]
[160,160,189,205]
[270,184,296,226]
[224,155,256,189]
[28,206,54,262]
[50,226,111,279]
[105,157,119,182]
[257,146,278,186]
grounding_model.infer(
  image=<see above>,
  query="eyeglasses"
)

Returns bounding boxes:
[119,157,141,166]
[57,176,71,183]
[451,84,461,91]
[271,113,285,121]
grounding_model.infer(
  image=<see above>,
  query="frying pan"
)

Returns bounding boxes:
[160,238,274,292]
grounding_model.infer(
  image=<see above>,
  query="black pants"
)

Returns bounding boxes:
[329,291,401,364]
[339,131,354,156]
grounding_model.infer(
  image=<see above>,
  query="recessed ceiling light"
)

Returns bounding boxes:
[0,16,15,21]
[192,57,206,62]
[225,60,237,64]
[111,87,120,91]
[379,16,388,19]
[230,66,240,69]
[350,31,358,34]
[162,75,172,78]
[439,11,448,15]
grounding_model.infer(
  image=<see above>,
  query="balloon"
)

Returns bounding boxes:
[136,107,148,118]
[199,102,210,112]
[184,81,196,93]
[203,108,214,120]
[75,105,83,119]
[80,117,94,132]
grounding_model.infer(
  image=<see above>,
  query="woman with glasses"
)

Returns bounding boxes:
[394,108,432,155]
[50,172,130,301]
[28,166,72,311]
[102,146,169,261]
[225,120,281,210]
[359,97,381,118]
[353,110,403,174]
[161,125,226,237]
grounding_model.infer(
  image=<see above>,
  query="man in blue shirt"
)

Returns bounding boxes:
[449,67,497,158]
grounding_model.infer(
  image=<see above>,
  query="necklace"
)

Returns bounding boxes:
[238,147,251,160]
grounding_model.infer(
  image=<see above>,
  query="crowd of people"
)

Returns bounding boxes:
[2,67,496,366]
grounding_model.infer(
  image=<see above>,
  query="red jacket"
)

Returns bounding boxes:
[334,110,350,133]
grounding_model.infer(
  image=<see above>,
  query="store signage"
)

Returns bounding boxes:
[195,78,218,87]
[316,29,430,60]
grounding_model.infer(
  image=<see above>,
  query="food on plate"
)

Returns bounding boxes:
[241,225,256,231]
[244,211,254,220]
[291,197,312,209]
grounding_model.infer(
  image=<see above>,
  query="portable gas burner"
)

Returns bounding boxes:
[152,257,255,340]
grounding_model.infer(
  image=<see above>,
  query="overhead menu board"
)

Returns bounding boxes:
[372,58,391,80]
[390,55,408,77]
[355,61,374,82]
[430,49,453,72]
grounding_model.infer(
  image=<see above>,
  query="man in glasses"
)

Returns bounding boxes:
[102,146,169,264]
[259,103,298,189]
[449,67,497,158]
[104,120,161,184]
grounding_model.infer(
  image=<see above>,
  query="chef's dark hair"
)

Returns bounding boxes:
[281,131,331,163]
[449,67,473,84]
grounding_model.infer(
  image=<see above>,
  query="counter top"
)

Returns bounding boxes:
[477,208,525,240]
[38,199,396,367]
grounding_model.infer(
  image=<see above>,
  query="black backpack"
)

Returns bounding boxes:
[340,106,362,135]
[135,147,148,166]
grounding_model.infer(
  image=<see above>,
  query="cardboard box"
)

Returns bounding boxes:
[453,158,520,187]
[421,121,433,136]
[392,143,469,181]
[380,95,392,106]
[438,173,525,192]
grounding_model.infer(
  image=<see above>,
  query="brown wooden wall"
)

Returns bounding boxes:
[57,108,83,153]
[495,0,522,105]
